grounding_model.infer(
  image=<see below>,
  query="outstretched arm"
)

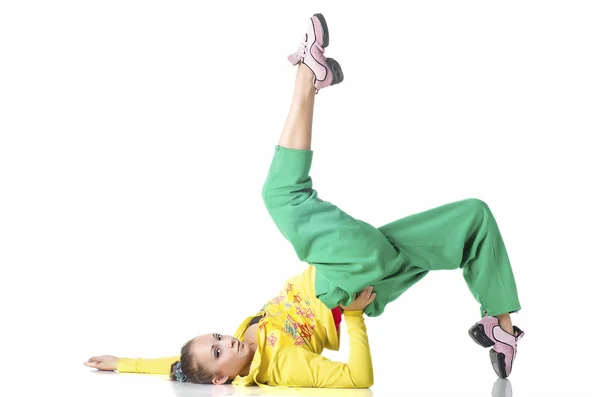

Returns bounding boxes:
[84,355,180,375]
[117,356,180,374]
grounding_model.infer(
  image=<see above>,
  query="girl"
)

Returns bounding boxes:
[84,13,524,388]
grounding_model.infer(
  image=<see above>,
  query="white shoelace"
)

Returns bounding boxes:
[295,40,308,60]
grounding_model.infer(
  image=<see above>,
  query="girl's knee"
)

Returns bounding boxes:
[463,198,491,213]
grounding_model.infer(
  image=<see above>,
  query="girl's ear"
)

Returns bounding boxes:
[213,375,228,385]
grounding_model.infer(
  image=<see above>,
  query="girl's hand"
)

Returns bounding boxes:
[83,355,118,371]
[340,286,377,312]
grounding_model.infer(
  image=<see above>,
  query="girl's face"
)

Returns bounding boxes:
[190,333,252,384]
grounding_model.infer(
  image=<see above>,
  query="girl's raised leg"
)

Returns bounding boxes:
[278,64,316,151]
[262,14,402,314]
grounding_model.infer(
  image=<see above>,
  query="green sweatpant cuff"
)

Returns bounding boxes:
[270,145,314,177]
[484,305,522,318]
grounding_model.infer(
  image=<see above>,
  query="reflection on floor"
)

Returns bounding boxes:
[79,370,513,397]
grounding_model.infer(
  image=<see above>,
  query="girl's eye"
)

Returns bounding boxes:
[216,348,221,358]
[217,334,222,340]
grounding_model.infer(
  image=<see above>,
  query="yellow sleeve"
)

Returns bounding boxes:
[117,356,180,375]
[271,311,373,388]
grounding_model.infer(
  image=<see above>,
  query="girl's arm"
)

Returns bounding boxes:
[272,310,374,388]
[84,355,180,375]
[117,356,180,374]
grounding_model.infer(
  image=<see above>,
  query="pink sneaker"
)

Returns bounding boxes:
[288,13,344,92]
[468,315,525,378]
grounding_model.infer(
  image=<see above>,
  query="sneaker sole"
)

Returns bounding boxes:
[326,58,344,85]
[313,13,329,48]
[489,349,508,378]
[468,323,495,348]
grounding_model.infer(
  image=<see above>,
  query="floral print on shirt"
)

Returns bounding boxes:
[259,283,317,348]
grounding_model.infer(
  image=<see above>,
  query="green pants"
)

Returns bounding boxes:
[262,146,521,318]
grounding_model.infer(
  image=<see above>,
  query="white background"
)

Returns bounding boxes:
[1,1,599,396]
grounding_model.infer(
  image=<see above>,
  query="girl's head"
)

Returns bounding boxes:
[170,333,252,384]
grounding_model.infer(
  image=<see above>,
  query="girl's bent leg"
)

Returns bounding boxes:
[376,198,522,318]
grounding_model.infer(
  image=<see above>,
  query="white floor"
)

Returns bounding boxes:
[69,371,516,397]
[16,366,592,397]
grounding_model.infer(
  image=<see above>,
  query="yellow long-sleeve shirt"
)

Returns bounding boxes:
[117,266,373,388]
